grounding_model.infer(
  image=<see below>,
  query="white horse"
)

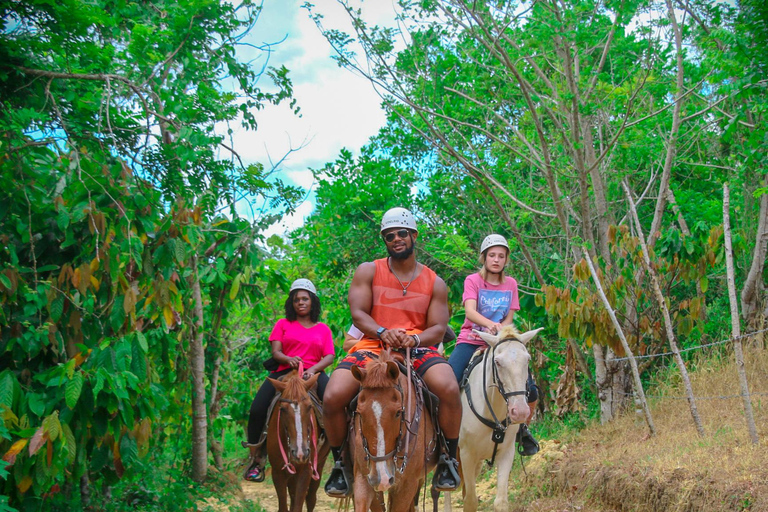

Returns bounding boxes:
[445,326,543,512]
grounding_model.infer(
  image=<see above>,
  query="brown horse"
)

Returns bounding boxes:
[267,370,330,512]
[349,350,439,512]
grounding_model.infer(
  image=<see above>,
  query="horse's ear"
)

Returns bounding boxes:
[303,372,320,390]
[269,377,287,392]
[472,329,500,347]
[350,364,364,382]
[516,327,545,346]
[385,360,399,381]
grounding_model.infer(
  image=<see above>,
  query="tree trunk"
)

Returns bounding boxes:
[624,181,704,436]
[208,353,224,470]
[723,183,759,444]
[190,254,208,482]
[648,0,686,247]
[584,250,655,435]
[740,174,768,328]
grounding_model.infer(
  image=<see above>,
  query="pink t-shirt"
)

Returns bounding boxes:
[269,318,336,372]
[457,273,520,346]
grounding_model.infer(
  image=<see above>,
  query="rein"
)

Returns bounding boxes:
[356,347,424,479]
[275,361,322,480]
[465,337,527,466]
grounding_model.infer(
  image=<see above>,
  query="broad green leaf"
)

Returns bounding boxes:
[700,275,709,294]
[62,423,76,463]
[0,372,14,409]
[229,274,241,300]
[65,372,84,409]
[136,331,148,353]
[92,371,105,401]
[42,412,60,442]
[49,295,64,322]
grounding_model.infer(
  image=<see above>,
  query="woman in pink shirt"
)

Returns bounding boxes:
[447,234,539,456]
[244,279,335,482]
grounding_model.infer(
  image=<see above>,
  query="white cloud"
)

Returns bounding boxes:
[223,0,396,234]
[262,198,315,240]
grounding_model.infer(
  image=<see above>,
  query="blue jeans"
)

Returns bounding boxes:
[448,342,480,383]
[448,342,538,402]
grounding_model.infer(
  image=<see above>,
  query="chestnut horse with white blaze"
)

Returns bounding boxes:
[267,367,330,512]
[444,326,543,512]
[350,349,439,512]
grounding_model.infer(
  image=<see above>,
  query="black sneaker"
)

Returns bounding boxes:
[432,453,461,491]
[324,461,351,497]
[516,424,539,456]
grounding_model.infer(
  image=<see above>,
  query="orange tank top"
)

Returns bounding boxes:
[351,258,437,353]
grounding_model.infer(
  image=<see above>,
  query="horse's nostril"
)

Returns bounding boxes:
[388,476,395,486]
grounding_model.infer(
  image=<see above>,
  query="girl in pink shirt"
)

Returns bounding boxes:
[244,279,335,482]
[447,235,539,456]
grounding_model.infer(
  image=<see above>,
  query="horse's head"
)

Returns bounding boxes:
[268,371,320,465]
[473,326,544,424]
[350,350,403,493]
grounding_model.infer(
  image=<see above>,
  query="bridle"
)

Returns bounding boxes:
[355,381,407,474]
[464,336,528,465]
[275,361,321,480]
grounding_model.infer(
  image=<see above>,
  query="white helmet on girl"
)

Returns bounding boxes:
[380,207,417,233]
[289,278,317,295]
[480,234,509,255]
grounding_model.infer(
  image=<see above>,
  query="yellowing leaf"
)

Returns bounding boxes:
[163,306,174,328]
[89,258,100,273]
[18,475,33,493]
[2,438,28,466]
[90,276,100,291]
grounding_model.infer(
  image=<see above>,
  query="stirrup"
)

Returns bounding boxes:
[324,461,351,497]
[516,424,539,456]
[432,453,461,491]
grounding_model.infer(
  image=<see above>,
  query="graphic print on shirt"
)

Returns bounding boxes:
[472,288,512,333]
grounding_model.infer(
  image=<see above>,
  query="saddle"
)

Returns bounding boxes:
[243,376,324,453]
[347,355,443,451]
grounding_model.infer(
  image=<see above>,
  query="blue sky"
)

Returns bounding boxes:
[226,1,399,237]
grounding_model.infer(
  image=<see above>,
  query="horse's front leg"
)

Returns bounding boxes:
[460,452,483,512]
[273,469,290,512]
[288,468,312,512]
[492,436,518,512]
[353,470,375,512]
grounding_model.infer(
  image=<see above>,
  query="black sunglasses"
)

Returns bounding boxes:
[383,229,411,243]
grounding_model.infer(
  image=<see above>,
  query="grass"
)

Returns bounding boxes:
[502,344,768,512]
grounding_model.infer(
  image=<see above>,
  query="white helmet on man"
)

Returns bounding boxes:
[289,278,317,296]
[380,207,417,233]
[480,234,509,255]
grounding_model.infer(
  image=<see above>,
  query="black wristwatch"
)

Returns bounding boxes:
[376,327,387,339]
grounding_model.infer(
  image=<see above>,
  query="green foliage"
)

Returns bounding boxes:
[0,0,301,507]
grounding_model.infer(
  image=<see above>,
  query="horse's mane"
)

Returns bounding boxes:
[361,350,399,389]
[280,371,309,401]
[497,325,521,341]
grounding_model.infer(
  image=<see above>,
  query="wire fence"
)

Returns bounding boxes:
[618,390,768,401]
[611,326,768,362]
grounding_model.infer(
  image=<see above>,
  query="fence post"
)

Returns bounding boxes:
[723,183,759,444]
[623,181,705,437]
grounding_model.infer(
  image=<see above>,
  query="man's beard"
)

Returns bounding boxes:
[388,241,415,260]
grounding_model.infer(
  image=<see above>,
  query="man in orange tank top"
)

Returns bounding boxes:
[323,207,462,497]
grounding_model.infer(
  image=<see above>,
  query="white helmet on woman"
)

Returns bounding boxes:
[380,207,417,233]
[289,278,317,295]
[480,234,509,255]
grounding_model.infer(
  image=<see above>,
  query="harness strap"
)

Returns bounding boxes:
[464,337,528,467]
[276,405,297,475]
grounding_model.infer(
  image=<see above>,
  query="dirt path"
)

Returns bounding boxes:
[240,464,482,512]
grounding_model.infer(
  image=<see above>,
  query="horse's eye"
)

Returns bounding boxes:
[395,410,402,417]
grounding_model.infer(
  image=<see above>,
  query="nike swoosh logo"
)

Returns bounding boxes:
[378,292,422,305]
